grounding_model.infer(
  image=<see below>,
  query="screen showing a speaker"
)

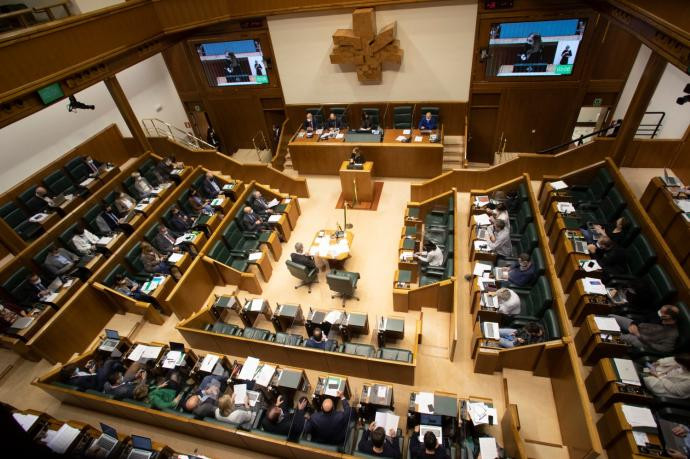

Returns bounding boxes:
[486,18,587,77]
[195,39,269,87]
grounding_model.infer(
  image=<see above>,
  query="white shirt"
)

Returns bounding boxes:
[418,247,444,267]
[215,407,255,425]
[489,227,512,257]
[498,289,521,315]
[72,229,99,254]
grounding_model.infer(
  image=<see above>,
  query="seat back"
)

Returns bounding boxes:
[601,187,626,221]
[122,176,137,197]
[419,106,440,125]
[644,264,677,308]
[125,243,145,274]
[19,186,47,213]
[393,105,413,129]
[340,342,375,357]
[619,208,641,247]
[209,240,231,264]
[527,276,553,318]
[66,161,91,183]
[329,107,347,126]
[286,260,315,282]
[626,234,657,276]
[83,203,104,234]
[1,266,31,301]
[58,222,79,251]
[362,108,380,128]
[518,223,539,254]
[103,264,128,287]
[31,245,52,268]
[675,302,690,352]
[43,170,75,195]
[514,201,533,234]
[144,223,159,244]
[590,168,615,201]
[0,203,25,227]
[532,249,546,277]
[326,271,357,296]
[542,308,561,339]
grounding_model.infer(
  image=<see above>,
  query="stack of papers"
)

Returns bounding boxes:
[237,357,260,380]
[400,251,414,261]
[96,236,113,246]
[632,431,649,446]
[482,322,500,339]
[46,424,82,454]
[479,437,499,458]
[168,252,184,263]
[614,358,641,386]
[550,180,568,190]
[593,316,621,332]
[473,214,491,226]
[324,310,343,324]
[415,392,435,414]
[468,402,497,425]
[324,377,342,396]
[414,136,423,142]
[12,412,39,431]
[162,350,184,369]
[127,344,163,361]
[140,276,163,294]
[474,240,490,251]
[254,365,276,386]
[374,411,400,432]
[474,196,490,207]
[234,383,248,404]
[557,202,576,214]
[473,262,493,277]
[621,405,657,429]
[199,354,220,373]
[582,277,607,295]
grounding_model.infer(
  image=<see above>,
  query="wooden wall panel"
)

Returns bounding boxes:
[671,134,690,184]
[165,257,222,319]
[621,139,683,167]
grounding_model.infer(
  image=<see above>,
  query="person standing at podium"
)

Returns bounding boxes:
[349,147,365,166]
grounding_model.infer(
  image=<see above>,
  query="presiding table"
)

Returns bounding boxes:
[288,129,443,178]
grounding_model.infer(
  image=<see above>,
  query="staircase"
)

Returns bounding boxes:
[141,118,216,151]
[282,148,298,177]
[442,135,465,171]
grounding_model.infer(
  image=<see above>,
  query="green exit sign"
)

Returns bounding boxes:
[37,82,64,105]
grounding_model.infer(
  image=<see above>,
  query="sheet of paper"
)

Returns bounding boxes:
[248,252,262,261]
[247,390,261,407]
[675,199,690,212]
[580,259,601,272]
[479,437,499,459]
[395,135,406,141]
[175,234,192,245]
[267,198,279,207]
[96,236,113,245]
[550,180,568,190]
[80,178,95,187]
[200,354,219,373]
[557,202,576,214]
[403,129,411,135]
[583,277,607,295]
[613,358,641,386]
[377,385,387,399]
[632,430,649,446]
[47,424,81,454]
[29,213,49,223]
[336,133,344,139]
[249,298,264,311]
[414,136,423,142]
[238,357,260,380]
[141,345,162,360]
[12,413,39,431]
[222,183,234,191]
[400,251,414,261]
[324,310,342,324]
[375,412,399,433]
[474,240,489,251]
[325,377,341,396]
[473,214,491,226]
[482,322,500,339]
[415,392,434,414]
[593,316,621,332]
[127,344,145,361]
[162,350,182,369]
[211,198,223,206]
[41,292,58,303]
[234,383,247,404]
[168,252,184,263]
[268,214,281,223]
[253,364,275,386]
[622,405,656,429]
[473,262,493,277]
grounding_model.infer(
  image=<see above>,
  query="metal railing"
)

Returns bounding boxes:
[142,118,216,151]
[635,111,665,138]
[538,120,622,154]
[251,130,271,163]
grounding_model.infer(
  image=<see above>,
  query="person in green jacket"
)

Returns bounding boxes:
[148,372,183,410]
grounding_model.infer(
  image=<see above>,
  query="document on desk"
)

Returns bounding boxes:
[675,199,690,212]
[622,405,656,429]
[200,354,219,373]
[79,177,95,187]
[613,358,641,386]
[473,214,491,226]
[267,198,279,208]
[593,316,621,332]
[474,240,490,251]
[175,233,194,245]
[632,431,649,446]
[211,198,224,207]
[96,236,113,246]
[29,212,50,223]
[550,180,568,190]
[415,392,435,414]
[162,350,183,369]
[268,214,281,223]
[167,252,184,263]
[12,412,39,431]
[324,310,343,324]
[473,262,493,277]
[375,411,400,433]
[47,424,81,454]
[403,129,411,135]
[142,345,162,360]
[248,298,264,311]
[469,402,497,425]
[238,357,260,380]
[324,377,341,396]
[474,196,490,207]
[582,277,607,295]
[414,136,423,142]
[223,183,235,191]
[377,385,388,399]
[479,437,499,459]
[234,383,247,404]
[482,322,500,339]
[557,202,576,214]
[578,259,601,272]
[40,292,59,303]
[248,252,262,261]
[400,251,414,261]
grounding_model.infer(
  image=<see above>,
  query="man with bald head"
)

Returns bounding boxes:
[304,391,351,445]
[241,206,267,232]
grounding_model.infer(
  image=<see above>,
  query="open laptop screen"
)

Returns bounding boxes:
[131,435,152,451]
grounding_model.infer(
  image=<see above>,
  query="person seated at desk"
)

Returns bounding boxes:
[241,206,268,232]
[148,372,184,410]
[411,426,448,458]
[305,327,328,350]
[0,301,35,332]
[325,113,341,130]
[485,220,511,258]
[498,322,546,348]
[131,172,153,199]
[488,288,521,315]
[155,157,182,183]
[642,354,690,399]
[26,273,54,303]
[43,244,81,278]
[184,374,225,418]
[215,392,255,425]
[291,241,326,271]
[418,112,438,131]
[153,225,187,256]
[114,191,137,215]
[304,391,351,445]
[358,422,401,458]
[103,367,148,400]
[84,156,102,176]
[140,242,182,281]
[187,188,214,217]
[489,202,510,232]
[414,242,444,267]
[71,225,99,256]
[610,305,680,354]
[34,186,59,210]
[506,253,537,287]
[360,113,375,130]
[262,395,308,437]
[201,171,221,199]
[581,217,630,245]
[667,425,690,459]
[303,113,319,132]
[59,358,120,392]
[169,206,193,234]
[349,147,365,166]
[95,205,121,234]
[113,274,162,310]
[587,236,627,278]
[251,190,275,216]
[608,277,655,320]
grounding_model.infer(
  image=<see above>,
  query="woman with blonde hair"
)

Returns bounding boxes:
[215,392,255,425]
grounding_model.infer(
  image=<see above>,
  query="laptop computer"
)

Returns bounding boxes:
[99,329,120,352]
[127,435,153,459]
[94,423,120,455]
[419,424,443,444]
[662,168,680,187]
[573,240,589,254]
[169,341,185,352]
[481,293,498,310]
[476,227,489,240]
[51,193,68,206]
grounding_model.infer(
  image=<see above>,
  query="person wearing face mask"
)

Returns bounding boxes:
[587,235,627,277]
[581,217,630,245]
[507,252,537,287]
[610,305,680,354]
[261,395,308,438]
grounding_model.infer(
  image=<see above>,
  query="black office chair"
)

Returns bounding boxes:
[361,108,380,129]
[393,105,413,129]
[286,259,318,292]
[326,269,360,306]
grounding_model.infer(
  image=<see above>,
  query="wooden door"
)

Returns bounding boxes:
[499,89,573,153]
[468,106,499,164]
[206,96,267,153]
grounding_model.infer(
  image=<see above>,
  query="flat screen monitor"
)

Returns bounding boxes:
[486,18,586,77]
[195,39,269,87]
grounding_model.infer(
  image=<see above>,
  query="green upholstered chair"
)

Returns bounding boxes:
[18,186,48,214]
[514,276,553,321]
[286,259,318,293]
[327,270,360,306]
[393,105,413,129]
[338,342,375,358]
[375,347,413,363]
[569,168,615,204]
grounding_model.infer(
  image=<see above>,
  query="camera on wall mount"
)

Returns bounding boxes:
[676,84,690,105]
[67,95,95,112]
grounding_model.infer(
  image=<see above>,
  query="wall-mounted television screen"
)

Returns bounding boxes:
[195,39,269,87]
[486,18,586,77]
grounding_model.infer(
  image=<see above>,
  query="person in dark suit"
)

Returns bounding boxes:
[410,426,448,458]
[305,327,328,350]
[201,172,221,199]
[241,206,267,232]
[96,205,120,234]
[361,113,374,130]
[25,273,51,303]
[418,112,438,130]
[559,45,572,65]
[254,61,263,76]
[291,242,316,269]
[261,395,308,439]
[303,113,318,131]
[251,190,274,217]
[358,422,401,458]
[587,236,627,278]
[153,225,179,256]
[169,207,192,235]
[304,391,351,445]
[349,147,365,166]
[325,113,341,130]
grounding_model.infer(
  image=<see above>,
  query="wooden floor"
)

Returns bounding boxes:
[0,167,662,458]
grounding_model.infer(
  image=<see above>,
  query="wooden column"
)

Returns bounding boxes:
[610,51,666,165]
[104,75,151,153]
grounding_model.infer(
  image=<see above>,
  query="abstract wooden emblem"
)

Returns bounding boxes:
[329,8,403,83]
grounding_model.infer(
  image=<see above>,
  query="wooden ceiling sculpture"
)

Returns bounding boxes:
[329,8,403,83]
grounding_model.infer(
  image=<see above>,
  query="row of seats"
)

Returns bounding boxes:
[305,106,440,130]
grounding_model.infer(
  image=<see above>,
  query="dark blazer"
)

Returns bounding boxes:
[325,118,341,130]
[409,435,448,458]
[261,400,306,439]
[303,118,319,131]
[291,253,316,270]
[418,117,438,130]
[170,214,191,234]
[304,399,351,445]
[201,178,220,199]
[350,152,365,165]
[242,212,264,232]
[153,232,176,254]
[593,246,627,275]
[358,429,401,458]
[101,211,120,230]
[251,196,271,215]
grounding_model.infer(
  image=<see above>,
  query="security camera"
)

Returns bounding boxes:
[68,95,95,112]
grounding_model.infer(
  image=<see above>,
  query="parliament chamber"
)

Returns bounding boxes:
[0,1,689,458]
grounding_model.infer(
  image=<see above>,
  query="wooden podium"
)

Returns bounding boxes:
[339,161,374,203]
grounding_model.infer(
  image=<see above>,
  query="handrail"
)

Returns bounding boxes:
[270,117,291,170]
[141,118,216,151]
[636,111,665,139]
[538,120,621,154]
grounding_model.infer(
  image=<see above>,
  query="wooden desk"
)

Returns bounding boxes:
[248,246,272,282]
[41,278,82,308]
[585,358,652,413]
[309,229,353,262]
[574,315,629,365]
[288,129,443,178]
[640,177,690,276]
[7,307,55,342]
[597,403,664,458]
[565,280,614,326]
[538,182,575,215]
[266,213,291,242]
[339,160,374,202]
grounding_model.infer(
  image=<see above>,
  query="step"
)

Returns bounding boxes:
[443,135,464,145]
[443,145,463,153]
